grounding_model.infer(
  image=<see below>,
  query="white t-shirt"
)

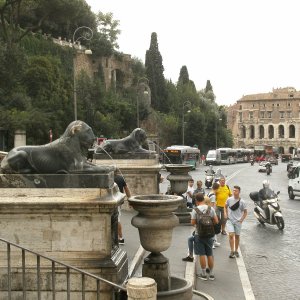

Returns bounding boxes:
[186,186,195,204]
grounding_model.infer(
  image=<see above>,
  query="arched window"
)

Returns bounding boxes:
[289,125,295,138]
[249,125,255,139]
[259,125,264,139]
[268,125,274,139]
[278,146,284,154]
[240,126,246,138]
[278,125,284,138]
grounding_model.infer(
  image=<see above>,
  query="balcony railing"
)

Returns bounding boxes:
[0,237,127,300]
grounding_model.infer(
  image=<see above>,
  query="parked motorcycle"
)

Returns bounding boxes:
[250,159,254,166]
[249,190,284,230]
[205,171,215,188]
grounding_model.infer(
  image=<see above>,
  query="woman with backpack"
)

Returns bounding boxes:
[191,193,219,281]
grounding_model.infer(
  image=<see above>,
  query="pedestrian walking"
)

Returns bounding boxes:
[215,177,232,235]
[192,180,205,206]
[185,179,195,208]
[192,193,218,281]
[114,171,131,245]
[224,185,247,258]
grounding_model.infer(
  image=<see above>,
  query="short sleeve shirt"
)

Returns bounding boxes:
[208,191,216,203]
[216,185,232,207]
[226,196,247,223]
[186,186,195,204]
[191,204,216,234]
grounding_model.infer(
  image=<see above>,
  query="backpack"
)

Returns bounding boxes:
[195,206,215,238]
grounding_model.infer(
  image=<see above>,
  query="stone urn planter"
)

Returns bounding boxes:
[164,164,193,223]
[128,194,193,300]
[164,164,192,195]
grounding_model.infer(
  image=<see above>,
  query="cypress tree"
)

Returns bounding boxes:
[145,32,168,112]
[178,66,190,85]
[205,80,213,93]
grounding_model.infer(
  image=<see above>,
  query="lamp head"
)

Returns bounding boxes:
[84,49,92,55]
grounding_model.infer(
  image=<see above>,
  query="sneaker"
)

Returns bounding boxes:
[209,274,215,281]
[229,251,235,258]
[235,251,240,258]
[197,274,208,281]
[118,238,125,245]
[221,231,227,235]
[214,241,221,247]
[182,256,194,262]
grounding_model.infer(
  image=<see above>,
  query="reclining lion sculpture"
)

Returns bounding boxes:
[0,121,114,174]
[96,128,153,155]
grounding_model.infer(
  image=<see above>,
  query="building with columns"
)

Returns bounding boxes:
[227,87,300,154]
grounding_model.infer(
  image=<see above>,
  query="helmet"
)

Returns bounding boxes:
[262,180,270,188]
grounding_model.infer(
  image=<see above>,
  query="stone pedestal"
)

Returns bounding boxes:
[94,153,162,209]
[0,179,127,299]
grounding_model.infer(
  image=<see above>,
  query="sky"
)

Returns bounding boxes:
[86,0,300,106]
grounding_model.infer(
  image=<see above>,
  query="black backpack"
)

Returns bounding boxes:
[195,206,215,238]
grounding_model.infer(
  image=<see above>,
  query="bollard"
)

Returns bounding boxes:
[127,277,157,300]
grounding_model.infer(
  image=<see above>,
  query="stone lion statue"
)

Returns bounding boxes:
[0,121,114,174]
[96,128,153,154]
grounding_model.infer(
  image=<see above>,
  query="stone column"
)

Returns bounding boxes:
[14,130,26,147]
[127,277,157,300]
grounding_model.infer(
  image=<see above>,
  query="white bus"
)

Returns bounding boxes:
[236,148,254,163]
[218,148,237,164]
[163,145,200,170]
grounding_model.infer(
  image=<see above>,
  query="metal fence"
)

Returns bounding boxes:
[0,237,127,300]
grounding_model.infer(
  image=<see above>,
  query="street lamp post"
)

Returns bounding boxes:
[136,77,150,128]
[215,117,223,149]
[182,101,191,145]
[72,26,93,121]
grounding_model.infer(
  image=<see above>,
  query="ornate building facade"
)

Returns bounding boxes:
[227,87,300,154]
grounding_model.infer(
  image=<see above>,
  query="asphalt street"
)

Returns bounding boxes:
[160,161,300,300]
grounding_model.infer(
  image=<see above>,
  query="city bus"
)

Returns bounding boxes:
[218,148,237,164]
[163,145,200,170]
[236,148,254,163]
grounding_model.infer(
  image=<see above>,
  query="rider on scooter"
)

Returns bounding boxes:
[258,180,276,218]
[205,164,215,175]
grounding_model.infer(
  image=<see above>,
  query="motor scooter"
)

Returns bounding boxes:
[265,162,271,175]
[205,171,215,188]
[249,190,284,230]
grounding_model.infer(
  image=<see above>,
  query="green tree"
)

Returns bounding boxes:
[145,32,168,112]
[96,12,120,50]
[204,80,215,102]
[0,0,96,49]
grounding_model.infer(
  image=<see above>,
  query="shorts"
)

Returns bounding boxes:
[194,235,214,256]
[216,206,226,225]
[226,219,242,235]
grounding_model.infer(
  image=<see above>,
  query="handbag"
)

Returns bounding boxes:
[229,199,240,211]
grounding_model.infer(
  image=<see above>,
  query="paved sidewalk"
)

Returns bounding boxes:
[120,209,248,300]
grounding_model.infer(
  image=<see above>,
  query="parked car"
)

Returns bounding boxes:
[268,156,278,165]
[258,161,273,173]
[256,155,266,162]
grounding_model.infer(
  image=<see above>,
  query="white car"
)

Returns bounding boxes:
[258,161,272,173]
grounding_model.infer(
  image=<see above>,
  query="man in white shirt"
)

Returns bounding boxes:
[186,179,195,208]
